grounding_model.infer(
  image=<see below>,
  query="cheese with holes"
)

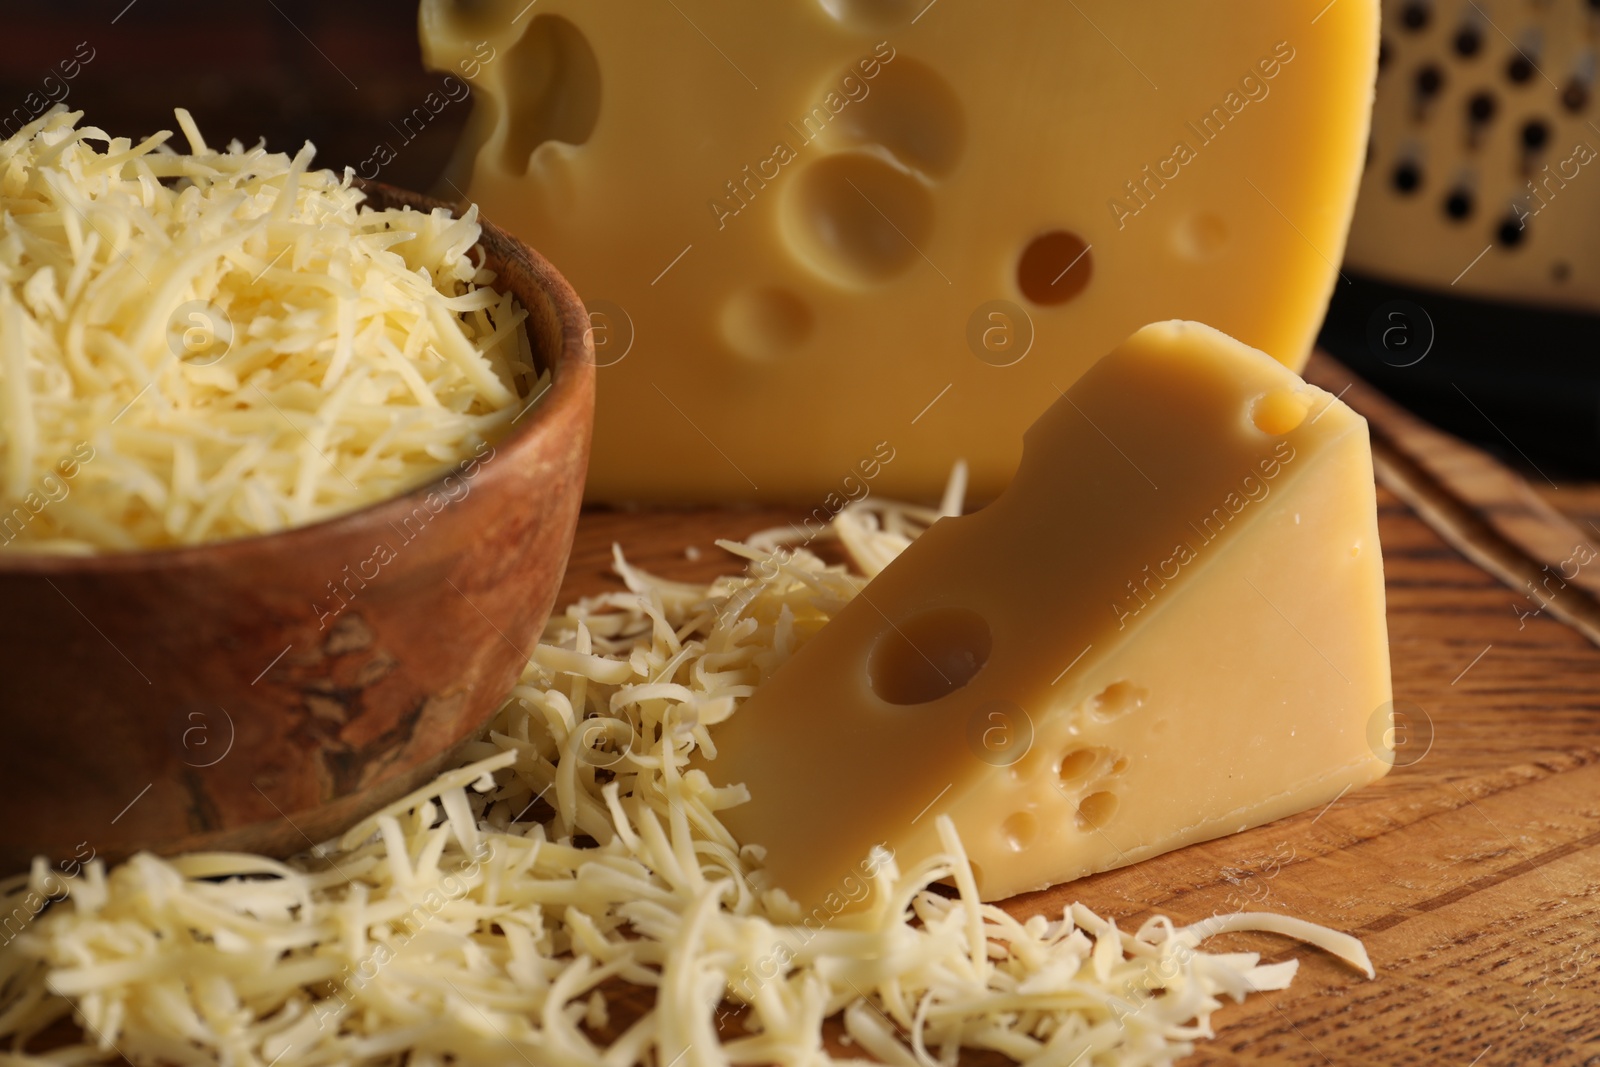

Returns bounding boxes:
[420,0,1378,500]
[699,321,1393,905]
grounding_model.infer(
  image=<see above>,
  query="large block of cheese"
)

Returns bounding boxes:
[419,1,1379,501]
[698,322,1393,905]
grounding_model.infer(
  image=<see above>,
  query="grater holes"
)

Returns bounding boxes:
[1521,119,1550,152]
[1467,90,1497,126]
[1465,87,1497,149]
[1444,187,1473,220]
[1507,54,1535,86]
[1498,215,1527,248]
[1563,48,1595,112]
[1416,64,1445,100]
[1400,1,1430,31]
[1453,25,1483,58]
[1393,161,1423,194]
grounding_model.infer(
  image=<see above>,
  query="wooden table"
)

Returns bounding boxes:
[557,486,1600,1066]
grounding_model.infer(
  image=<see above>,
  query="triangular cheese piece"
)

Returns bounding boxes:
[700,321,1393,904]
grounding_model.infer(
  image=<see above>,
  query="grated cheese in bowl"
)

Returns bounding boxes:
[0,486,1372,1066]
[0,107,540,552]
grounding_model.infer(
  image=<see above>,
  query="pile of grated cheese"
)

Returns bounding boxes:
[0,490,1373,1067]
[0,107,539,552]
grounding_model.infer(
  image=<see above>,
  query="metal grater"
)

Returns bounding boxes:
[1321,0,1600,474]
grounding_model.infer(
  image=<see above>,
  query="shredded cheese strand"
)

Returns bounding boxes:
[0,107,540,552]
[0,488,1373,1066]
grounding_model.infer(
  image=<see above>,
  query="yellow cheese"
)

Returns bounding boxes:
[420,0,1378,500]
[0,108,538,552]
[700,321,1393,904]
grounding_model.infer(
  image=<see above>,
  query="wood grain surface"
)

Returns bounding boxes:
[558,486,1600,1067]
[1304,352,1600,650]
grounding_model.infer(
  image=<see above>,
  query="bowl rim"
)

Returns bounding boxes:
[0,180,595,574]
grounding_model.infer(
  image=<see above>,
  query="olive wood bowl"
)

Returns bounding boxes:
[0,182,595,872]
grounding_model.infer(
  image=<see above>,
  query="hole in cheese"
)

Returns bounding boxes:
[785,151,935,284]
[1250,390,1312,435]
[832,58,966,178]
[1174,211,1229,260]
[719,287,813,360]
[1001,811,1038,852]
[1076,790,1119,831]
[1016,230,1092,306]
[501,14,601,176]
[868,606,991,705]
[1089,681,1146,721]
[1058,746,1110,784]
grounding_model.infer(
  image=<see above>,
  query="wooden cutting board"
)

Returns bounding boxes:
[559,482,1600,1065]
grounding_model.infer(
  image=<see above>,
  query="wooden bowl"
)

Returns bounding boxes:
[0,183,595,873]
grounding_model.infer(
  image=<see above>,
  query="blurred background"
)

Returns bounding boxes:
[0,0,463,195]
[1323,0,1600,478]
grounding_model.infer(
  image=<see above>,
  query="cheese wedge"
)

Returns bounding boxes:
[699,321,1393,905]
[419,0,1379,501]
